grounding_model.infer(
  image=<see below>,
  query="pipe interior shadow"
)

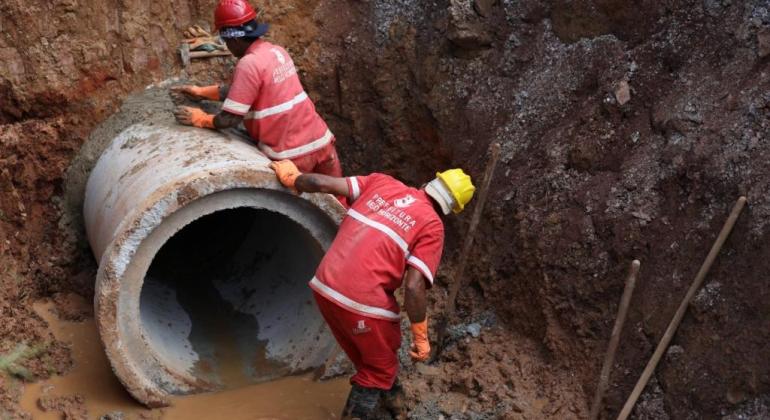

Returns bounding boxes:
[139,207,325,390]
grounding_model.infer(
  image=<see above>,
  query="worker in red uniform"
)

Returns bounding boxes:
[270,160,476,419]
[172,0,341,176]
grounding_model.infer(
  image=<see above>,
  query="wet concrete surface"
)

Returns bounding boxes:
[21,301,349,419]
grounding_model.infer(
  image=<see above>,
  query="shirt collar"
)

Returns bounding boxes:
[246,39,265,54]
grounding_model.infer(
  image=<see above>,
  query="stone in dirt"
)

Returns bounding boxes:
[473,0,496,17]
[615,80,631,105]
[466,323,482,337]
[448,0,493,50]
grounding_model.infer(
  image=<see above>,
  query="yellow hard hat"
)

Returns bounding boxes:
[435,168,475,213]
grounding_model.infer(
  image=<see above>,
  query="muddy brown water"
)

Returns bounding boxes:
[21,302,349,419]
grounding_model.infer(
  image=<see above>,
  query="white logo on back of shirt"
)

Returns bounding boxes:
[271,48,286,64]
[271,47,296,83]
[394,194,416,208]
[366,193,418,232]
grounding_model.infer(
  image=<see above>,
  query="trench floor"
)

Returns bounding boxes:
[21,301,349,419]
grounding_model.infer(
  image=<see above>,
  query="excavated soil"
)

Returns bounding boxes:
[1,0,770,419]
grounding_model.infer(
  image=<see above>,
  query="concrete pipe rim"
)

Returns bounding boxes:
[94,168,344,407]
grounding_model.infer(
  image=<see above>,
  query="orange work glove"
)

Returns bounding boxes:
[170,84,220,101]
[173,106,215,129]
[409,319,430,362]
[269,160,302,191]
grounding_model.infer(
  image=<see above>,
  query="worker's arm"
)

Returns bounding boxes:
[404,267,430,362]
[173,107,242,129]
[219,84,230,98]
[404,267,427,323]
[295,174,350,196]
[213,110,241,129]
[171,82,243,129]
[271,160,350,196]
[170,84,229,102]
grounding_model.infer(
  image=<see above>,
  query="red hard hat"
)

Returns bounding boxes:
[214,0,258,30]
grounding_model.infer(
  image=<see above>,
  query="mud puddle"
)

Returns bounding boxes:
[21,301,349,419]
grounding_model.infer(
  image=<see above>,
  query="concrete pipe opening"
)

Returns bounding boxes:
[83,111,345,407]
[141,206,326,389]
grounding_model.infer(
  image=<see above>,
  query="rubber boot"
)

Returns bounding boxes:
[382,379,406,420]
[341,384,382,420]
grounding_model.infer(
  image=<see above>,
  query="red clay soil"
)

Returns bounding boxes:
[2,0,770,419]
[0,1,224,417]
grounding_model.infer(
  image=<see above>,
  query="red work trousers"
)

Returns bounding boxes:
[313,291,401,390]
[291,142,342,177]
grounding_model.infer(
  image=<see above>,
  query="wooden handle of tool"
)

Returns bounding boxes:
[589,260,640,420]
[443,143,502,324]
[189,51,232,59]
[616,196,747,420]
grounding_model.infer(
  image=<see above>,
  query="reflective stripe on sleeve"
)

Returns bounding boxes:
[310,277,401,320]
[406,255,434,284]
[222,98,251,115]
[349,177,361,201]
[258,129,334,160]
[347,209,409,252]
[246,91,309,120]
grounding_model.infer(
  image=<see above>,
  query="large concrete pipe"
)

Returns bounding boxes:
[83,111,345,407]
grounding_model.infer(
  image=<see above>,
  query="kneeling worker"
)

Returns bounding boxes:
[173,0,341,176]
[271,160,475,419]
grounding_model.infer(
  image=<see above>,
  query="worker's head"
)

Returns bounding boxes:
[424,169,476,215]
[215,0,268,57]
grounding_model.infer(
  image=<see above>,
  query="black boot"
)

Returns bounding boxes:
[342,384,383,420]
[382,379,405,420]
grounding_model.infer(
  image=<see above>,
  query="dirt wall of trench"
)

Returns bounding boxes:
[302,0,770,418]
[1,0,770,419]
[0,0,321,417]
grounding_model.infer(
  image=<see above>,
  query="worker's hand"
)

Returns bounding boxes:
[174,106,215,129]
[270,160,302,191]
[409,319,430,362]
[170,85,220,102]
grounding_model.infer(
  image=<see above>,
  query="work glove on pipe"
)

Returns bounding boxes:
[173,106,215,129]
[270,160,301,192]
[409,318,430,362]
[170,84,220,101]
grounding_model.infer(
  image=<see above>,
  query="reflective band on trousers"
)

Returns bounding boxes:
[309,277,401,320]
[258,129,334,160]
[246,91,309,120]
